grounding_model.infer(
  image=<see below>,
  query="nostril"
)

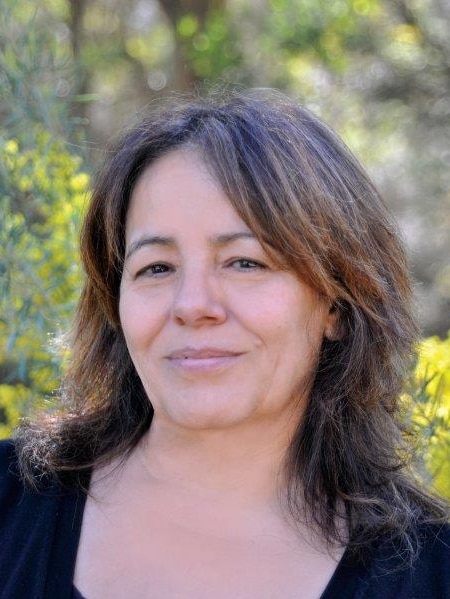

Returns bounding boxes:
[172,296,227,326]
[172,277,226,325]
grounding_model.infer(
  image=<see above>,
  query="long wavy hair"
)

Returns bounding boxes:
[15,89,447,561]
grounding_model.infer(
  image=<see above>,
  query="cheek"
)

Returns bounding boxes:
[118,289,167,354]
[247,286,312,334]
[248,288,326,364]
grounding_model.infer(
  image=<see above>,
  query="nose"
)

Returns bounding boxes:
[172,266,227,327]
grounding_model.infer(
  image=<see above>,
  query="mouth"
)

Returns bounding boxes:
[166,346,244,374]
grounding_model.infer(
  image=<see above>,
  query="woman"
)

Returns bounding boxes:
[0,89,449,599]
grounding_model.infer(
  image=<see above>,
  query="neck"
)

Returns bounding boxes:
[133,409,299,511]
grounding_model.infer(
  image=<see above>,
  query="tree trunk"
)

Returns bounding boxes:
[67,0,91,122]
[158,0,226,90]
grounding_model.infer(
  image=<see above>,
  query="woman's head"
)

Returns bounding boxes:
[20,89,442,557]
[80,88,416,419]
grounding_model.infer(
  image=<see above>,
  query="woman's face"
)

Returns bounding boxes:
[120,149,335,431]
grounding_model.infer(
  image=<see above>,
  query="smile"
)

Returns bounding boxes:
[166,347,244,374]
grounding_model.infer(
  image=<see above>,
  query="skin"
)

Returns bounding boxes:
[73,149,342,598]
[120,147,336,455]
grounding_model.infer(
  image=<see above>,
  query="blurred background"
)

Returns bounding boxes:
[0,0,449,494]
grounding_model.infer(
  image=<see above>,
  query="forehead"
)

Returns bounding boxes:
[133,147,214,192]
[126,149,251,239]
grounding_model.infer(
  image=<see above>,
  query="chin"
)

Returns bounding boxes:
[154,392,256,431]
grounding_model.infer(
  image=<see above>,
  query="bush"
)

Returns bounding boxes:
[407,332,450,498]
[0,127,87,427]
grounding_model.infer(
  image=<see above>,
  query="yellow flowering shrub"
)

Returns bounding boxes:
[0,127,88,431]
[408,333,450,499]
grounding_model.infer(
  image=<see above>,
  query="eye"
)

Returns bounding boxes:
[136,263,174,278]
[228,258,266,270]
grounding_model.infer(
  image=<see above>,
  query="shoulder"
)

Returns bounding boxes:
[365,523,450,598]
[0,441,87,595]
[0,438,61,521]
[413,522,450,580]
[0,439,23,504]
[0,438,17,469]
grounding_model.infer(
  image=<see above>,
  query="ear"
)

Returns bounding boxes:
[324,302,343,341]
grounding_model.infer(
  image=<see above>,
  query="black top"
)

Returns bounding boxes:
[1,439,449,599]
[71,587,86,599]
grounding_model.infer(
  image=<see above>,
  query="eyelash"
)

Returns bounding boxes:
[135,258,266,278]
[229,258,266,270]
[135,263,173,278]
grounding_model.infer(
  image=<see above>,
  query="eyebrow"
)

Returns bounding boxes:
[125,231,256,260]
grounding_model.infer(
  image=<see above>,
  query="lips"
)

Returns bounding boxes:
[167,346,243,360]
[166,346,244,374]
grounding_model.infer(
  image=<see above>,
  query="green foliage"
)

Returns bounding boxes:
[0,0,73,139]
[179,10,242,80]
[264,0,380,71]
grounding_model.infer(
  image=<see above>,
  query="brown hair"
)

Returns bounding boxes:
[15,88,447,561]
